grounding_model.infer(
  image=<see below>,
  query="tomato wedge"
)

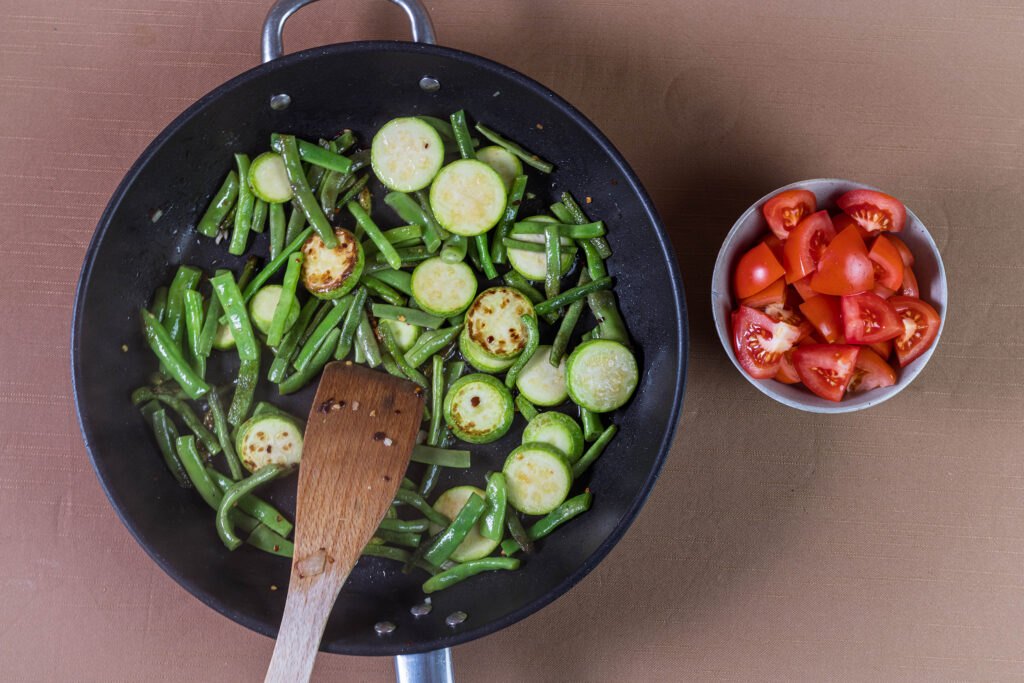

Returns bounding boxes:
[837,189,906,234]
[868,234,904,290]
[799,294,843,343]
[846,347,897,393]
[866,338,892,360]
[890,296,940,367]
[883,234,914,267]
[900,267,919,297]
[760,233,785,263]
[763,301,814,341]
[809,225,874,296]
[841,291,903,344]
[740,277,785,308]
[791,275,817,301]
[763,189,817,241]
[793,344,861,402]
[734,242,786,299]
[782,210,836,283]
[732,305,802,379]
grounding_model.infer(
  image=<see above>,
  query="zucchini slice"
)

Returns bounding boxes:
[248,284,300,336]
[379,318,420,352]
[443,373,514,444]
[506,216,574,281]
[522,411,584,463]
[464,286,536,359]
[429,485,499,562]
[515,345,568,406]
[370,117,445,192]
[235,412,304,473]
[459,326,515,374]
[212,322,235,350]
[565,339,639,412]
[429,159,507,236]
[247,152,293,203]
[300,226,364,300]
[503,442,572,515]
[475,145,522,192]
[411,257,478,317]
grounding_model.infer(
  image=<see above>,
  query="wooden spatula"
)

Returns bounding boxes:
[265,361,425,683]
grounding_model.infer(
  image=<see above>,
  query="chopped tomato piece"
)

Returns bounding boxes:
[883,234,914,267]
[763,189,817,241]
[791,275,817,301]
[809,225,874,296]
[832,212,872,241]
[866,338,892,359]
[734,242,786,299]
[871,283,896,299]
[799,294,843,343]
[900,267,919,297]
[740,277,785,308]
[890,296,941,367]
[775,347,801,384]
[782,210,835,283]
[841,292,903,344]
[763,301,814,341]
[868,234,904,290]
[793,344,861,402]
[732,305,802,379]
[837,189,906,234]
[846,347,897,393]
[760,233,785,263]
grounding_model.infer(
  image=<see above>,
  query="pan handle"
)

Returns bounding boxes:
[262,0,436,63]
[395,648,454,683]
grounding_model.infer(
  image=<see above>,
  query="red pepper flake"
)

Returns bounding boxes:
[535,124,543,130]
[610,179,618,185]
[270,584,278,590]
[398,315,406,322]
[585,196,592,204]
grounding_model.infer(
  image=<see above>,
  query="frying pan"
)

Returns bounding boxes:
[71,0,688,669]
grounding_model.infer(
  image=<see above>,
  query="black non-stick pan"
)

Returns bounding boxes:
[71,0,688,667]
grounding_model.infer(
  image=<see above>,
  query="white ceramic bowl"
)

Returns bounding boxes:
[711,178,947,413]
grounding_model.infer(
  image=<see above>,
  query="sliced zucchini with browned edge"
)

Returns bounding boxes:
[411,257,478,317]
[515,345,568,406]
[443,373,514,444]
[459,326,515,374]
[429,159,507,236]
[565,339,639,412]
[503,442,572,515]
[300,226,364,300]
[371,117,445,192]
[429,485,499,561]
[235,411,304,473]
[464,286,535,360]
[522,411,584,463]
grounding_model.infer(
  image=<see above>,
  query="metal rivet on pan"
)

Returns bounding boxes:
[374,621,396,635]
[444,611,467,628]
[269,93,292,110]
[419,76,440,92]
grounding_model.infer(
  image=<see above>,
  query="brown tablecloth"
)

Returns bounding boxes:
[3,0,1022,680]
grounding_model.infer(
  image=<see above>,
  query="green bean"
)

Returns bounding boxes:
[298,300,330,348]
[250,197,268,234]
[405,325,461,370]
[414,189,449,240]
[371,304,445,329]
[373,528,421,548]
[384,191,440,252]
[504,314,539,389]
[361,224,423,257]
[427,355,445,446]
[208,467,292,537]
[491,174,528,264]
[277,135,337,248]
[528,492,593,539]
[423,493,486,566]
[215,464,285,551]
[580,404,603,442]
[247,524,294,557]
[550,271,589,367]
[228,154,254,255]
[347,201,400,270]
[476,234,498,280]
[362,543,413,564]
[333,286,367,361]
[278,328,340,395]
[450,110,477,160]
[411,444,471,469]
[362,276,407,307]
[440,234,467,263]
[480,472,507,541]
[380,353,405,379]
[336,173,369,212]
[270,133,353,174]
[515,394,539,422]
[416,116,479,151]
[268,298,321,383]
[150,408,190,487]
[284,202,306,245]
[393,488,451,527]
[422,557,520,593]
[164,265,202,348]
[267,251,304,347]
[210,272,259,362]
[131,386,219,454]
[140,309,210,400]
[175,435,223,509]
[501,237,547,253]
[206,390,243,480]
[367,268,413,297]
[355,309,382,368]
[400,476,417,491]
[292,296,352,372]
[378,323,428,388]
[196,290,222,358]
[333,129,356,153]
[182,290,206,378]
[571,424,618,478]
[534,276,612,317]
[560,193,612,261]
[377,245,434,265]
[379,518,430,534]
[543,223,561,299]
[548,201,572,224]
[318,168,347,215]
[197,170,239,238]
[443,360,465,392]
[418,464,441,498]
[474,122,553,173]
[505,505,534,554]
[501,270,559,325]
[237,255,259,292]
[512,220,604,239]
[228,357,259,426]
[149,286,169,323]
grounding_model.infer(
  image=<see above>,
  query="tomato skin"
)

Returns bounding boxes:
[846,347,897,393]
[734,242,786,299]
[837,189,907,234]
[799,294,843,343]
[841,291,903,344]
[809,225,874,296]
[740,277,785,308]
[866,338,892,360]
[763,189,817,241]
[884,234,914,267]
[763,301,814,342]
[793,344,861,402]
[732,305,802,379]
[782,210,836,283]
[760,233,785,263]
[868,234,904,290]
[900,266,919,297]
[889,296,940,367]
[791,275,818,301]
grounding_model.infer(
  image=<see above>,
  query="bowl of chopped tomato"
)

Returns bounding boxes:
[712,178,946,412]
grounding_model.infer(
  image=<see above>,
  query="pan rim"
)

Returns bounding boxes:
[71,38,689,655]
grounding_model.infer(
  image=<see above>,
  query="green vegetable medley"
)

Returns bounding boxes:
[134,110,640,594]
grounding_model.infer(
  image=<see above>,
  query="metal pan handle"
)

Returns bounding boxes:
[261,0,436,63]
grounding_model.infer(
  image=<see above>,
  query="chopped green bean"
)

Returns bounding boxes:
[422,557,520,593]
[355,309,382,368]
[543,223,561,299]
[270,133,353,174]
[131,386,219,454]
[215,464,285,551]
[480,472,507,542]
[534,276,612,317]
[227,357,259,426]
[491,174,528,264]
[571,424,618,477]
[149,408,190,487]
[210,272,259,362]
[278,327,340,395]
[250,197,268,233]
[504,314,539,389]
[393,488,451,527]
[513,220,605,239]
[404,325,461,369]
[197,170,239,238]
[278,135,337,248]
[207,467,292,537]
[423,492,486,566]
[140,309,209,400]
[292,296,353,372]
[450,110,476,160]
[268,298,321,383]
[370,304,445,329]
[411,444,471,468]
[515,394,539,422]
[348,201,400,270]
[362,276,407,307]
[207,390,243,480]
[474,122,553,173]
[333,286,367,361]
[228,154,254,255]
